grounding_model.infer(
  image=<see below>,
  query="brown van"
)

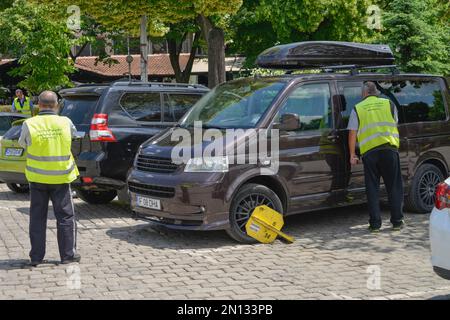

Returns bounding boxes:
[128,42,450,243]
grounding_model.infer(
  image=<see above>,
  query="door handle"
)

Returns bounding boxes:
[327,134,339,141]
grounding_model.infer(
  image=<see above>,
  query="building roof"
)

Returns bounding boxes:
[74,54,245,77]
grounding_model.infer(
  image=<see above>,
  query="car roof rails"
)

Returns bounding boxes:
[321,64,400,75]
[111,81,209,90]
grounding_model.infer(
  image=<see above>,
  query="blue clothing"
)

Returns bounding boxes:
[12,97,34,113]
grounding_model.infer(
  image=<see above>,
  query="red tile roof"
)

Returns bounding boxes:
[74,54,192,77]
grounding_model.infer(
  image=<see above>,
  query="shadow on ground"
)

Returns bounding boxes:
[106,203,431,252]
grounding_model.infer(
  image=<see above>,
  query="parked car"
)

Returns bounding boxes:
[0,82,208,199]
[430,178,450,280]
[128,42,450,243]
[59,81,209,204]
[0,116,29,193]
[0,112,27,138]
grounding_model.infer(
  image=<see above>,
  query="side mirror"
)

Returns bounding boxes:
[274,113,301,131]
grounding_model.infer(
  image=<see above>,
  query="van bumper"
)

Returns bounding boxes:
[128,169,230,231]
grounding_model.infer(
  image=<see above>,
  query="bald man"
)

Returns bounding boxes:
[19,91,80,267]
[348,82,404,233]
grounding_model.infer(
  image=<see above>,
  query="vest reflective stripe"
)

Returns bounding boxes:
[358,121,397,135]
[25,115,79,184]
[359,132,400,147]
[27,154,71,162]
[14,97,31,115]
[26,164,76,175]
[355,96,400,155]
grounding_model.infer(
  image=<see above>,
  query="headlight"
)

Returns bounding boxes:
[184,156,229,172]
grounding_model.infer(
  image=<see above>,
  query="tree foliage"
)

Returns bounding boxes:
[382,0,449,75]
[0,0,84,93]
[229,0,373,67]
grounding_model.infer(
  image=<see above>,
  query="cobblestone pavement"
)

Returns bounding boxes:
[0,183,449,300]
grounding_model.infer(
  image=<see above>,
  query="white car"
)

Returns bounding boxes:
[430,177,450,280]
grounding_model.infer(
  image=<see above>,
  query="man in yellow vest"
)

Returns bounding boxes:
[12,89,33,115]
[18,91,80,267]
[348,81,404,233]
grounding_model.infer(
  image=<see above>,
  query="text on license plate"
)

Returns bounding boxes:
[136,196,161,210]
[5,148,23,157]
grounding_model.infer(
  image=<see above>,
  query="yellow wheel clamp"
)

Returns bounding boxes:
[245,205,295,244]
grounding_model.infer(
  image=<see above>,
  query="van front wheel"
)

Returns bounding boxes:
[226,183,283,243]
[405,163,444,213]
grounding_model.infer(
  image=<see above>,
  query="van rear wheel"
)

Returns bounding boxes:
[226,183,283,243]
[76,189,117,205]
[405,163,444,213]
[6,183,29,194]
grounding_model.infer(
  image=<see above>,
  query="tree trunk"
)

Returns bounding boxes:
[207,27,225,88]
[168,38,183,83]
[140,15,149,82]
[168,32,200,83]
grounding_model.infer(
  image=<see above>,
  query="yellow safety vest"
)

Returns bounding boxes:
[24,115,79,184]
[14,97,32,115]
[355,96,400,155]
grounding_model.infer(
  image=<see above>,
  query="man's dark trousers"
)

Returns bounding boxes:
[362,148,404,229]
[29,182,77,262]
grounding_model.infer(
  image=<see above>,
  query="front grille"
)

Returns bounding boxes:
[136,154,178,173]
[128,181,175,198]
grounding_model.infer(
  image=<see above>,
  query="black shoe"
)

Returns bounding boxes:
[29,260,42,267]
[368,226,381,233]
[61,253,81,264]
[392,221,405,231]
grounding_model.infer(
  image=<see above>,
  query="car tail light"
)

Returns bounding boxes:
[435,182,450,209]
[89,113,116,142]
[82,177,93,184]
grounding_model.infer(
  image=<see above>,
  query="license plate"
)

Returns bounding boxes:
[136,195,161,210]
[5,148,23,157]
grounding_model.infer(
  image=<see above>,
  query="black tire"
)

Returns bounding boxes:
[76,189,117,205]
[6,183,29,193]
[405,163,444,213]
[226,183,283,243]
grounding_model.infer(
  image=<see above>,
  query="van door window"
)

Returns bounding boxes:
[163,93,203,122]
[276,83,332,132]
[337,82,363,128]
[377,80,446,123]
[119,93,161,122]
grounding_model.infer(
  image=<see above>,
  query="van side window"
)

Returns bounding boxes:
[119,93,161,122]
[276,83,332,131]
[163,94,202,122]
[377,80,446,123]
[337,82,363,128]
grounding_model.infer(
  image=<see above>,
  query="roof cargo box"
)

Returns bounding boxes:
[256,41,394,69]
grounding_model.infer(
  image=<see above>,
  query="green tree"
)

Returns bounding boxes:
[229,0,373,68]
[382,0,449,75]
[56,0,243,86]
[0,0,84,93]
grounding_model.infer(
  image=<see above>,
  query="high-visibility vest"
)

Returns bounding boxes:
[355,96,400,155]
[24,115,79,184]
[14,97,32,115]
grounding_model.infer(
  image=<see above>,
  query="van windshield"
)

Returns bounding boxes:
[179,78,286,129]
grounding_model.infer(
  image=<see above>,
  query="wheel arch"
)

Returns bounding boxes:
[226,172,289,213]
[413,153,449,179]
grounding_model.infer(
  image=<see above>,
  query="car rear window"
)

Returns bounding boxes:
[0,116,11,136]
[60,96,99,124]
[2,124,21,140]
